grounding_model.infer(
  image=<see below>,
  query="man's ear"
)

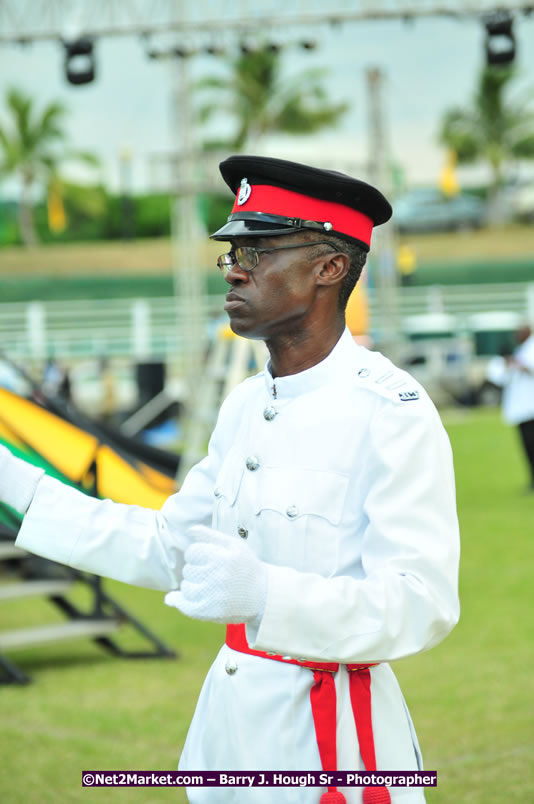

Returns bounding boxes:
[315,252,350,288]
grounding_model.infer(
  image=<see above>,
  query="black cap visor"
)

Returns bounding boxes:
[210,211,370,251]
[210,216,299,241]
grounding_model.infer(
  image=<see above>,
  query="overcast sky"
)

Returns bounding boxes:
[1,11,534,196]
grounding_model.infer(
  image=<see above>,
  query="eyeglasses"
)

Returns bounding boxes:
[217,241,337,277]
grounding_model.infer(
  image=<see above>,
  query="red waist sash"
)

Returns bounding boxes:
[226,624,391,804]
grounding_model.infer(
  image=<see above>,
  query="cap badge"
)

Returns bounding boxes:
[237,177,252,205]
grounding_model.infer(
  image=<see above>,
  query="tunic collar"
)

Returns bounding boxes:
[263,327,357,399]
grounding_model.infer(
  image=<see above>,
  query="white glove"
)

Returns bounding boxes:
[0,443,45,515]
[165,525,268,625]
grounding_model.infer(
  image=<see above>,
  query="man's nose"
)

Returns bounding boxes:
[224,262,251,285]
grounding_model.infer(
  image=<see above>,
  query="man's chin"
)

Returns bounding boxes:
[228,318,264,341]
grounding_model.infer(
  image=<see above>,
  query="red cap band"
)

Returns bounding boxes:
[232,184,374,247]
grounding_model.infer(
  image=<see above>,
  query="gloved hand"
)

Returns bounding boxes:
[165,524,268,625]
[0,443,45,515]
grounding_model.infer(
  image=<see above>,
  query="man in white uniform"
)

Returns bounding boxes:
[487,324,534,491]
[0,156,460,804]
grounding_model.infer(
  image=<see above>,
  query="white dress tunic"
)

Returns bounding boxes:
[16,329,460,804]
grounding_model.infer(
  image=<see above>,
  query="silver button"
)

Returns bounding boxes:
[237,526,248,539]
[263,405,276,421]
[214,487,222,498]
[225,660,238,675]
[246,455,260,471]
[286,505,298,519]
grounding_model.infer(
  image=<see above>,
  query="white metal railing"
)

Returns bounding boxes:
[1,283,533,361]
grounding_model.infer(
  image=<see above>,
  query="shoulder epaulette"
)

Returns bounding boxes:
[352,353,425,405]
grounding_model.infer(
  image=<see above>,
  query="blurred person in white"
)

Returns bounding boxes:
[487,324,534,492]
[0,155,461,804]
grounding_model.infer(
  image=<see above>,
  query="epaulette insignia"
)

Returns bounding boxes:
[355,363,422,403]
[398,390,420,402]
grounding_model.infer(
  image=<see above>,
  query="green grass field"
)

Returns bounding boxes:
[1,409,533,803]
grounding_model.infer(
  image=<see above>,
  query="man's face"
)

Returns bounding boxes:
[516,325,532,344]
[221,236,324,340]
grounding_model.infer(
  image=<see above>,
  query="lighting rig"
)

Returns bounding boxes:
[484,10,516,65]
[63,38,96,85]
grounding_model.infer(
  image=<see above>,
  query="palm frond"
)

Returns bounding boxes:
[511,134,534,158]
[7,88,33,149]
[193,42,350,150]
[194,76,231,91]
[66,149,100,167]
[38,103,67,134]
[275,97,348,135]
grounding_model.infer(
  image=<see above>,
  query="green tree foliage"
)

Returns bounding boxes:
[439,66,534,195]
[0,88,98,246]
[34,188,172,244]
[196,44,348,149]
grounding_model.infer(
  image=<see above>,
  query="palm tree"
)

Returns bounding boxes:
[0,88,98,246]
[439,66,534,203]
[196,44,348,150]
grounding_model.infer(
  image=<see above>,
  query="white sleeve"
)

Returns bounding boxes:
[486,355,507,387]
[0,444,44,515]
[251,399,460,664]
[15,406,232,591]
[517,337,534,372]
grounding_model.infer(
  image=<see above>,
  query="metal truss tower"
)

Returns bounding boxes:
[0,1,533,42]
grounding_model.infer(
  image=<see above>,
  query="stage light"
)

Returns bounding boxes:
[205,44,225,56]
[172,46,191,58]
[64,38,96,85]
[484,12,516,66]
[239,40,257,55]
